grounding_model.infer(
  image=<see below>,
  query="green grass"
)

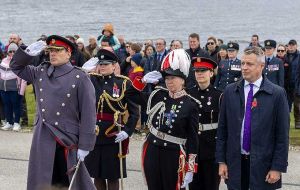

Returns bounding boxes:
[25,85,36,129]
[289,112,300,146]
[24,84,300,145]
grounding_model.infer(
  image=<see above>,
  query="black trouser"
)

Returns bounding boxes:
[52,144,69,187]
[144,143,180,190]
[241,154,250,190]
[189,159,220,190]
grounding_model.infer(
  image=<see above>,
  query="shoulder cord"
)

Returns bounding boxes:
[146,89,166,128]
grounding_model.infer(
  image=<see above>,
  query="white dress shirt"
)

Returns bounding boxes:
[241,76,263,154]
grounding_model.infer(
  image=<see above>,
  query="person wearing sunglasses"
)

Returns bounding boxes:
[263,40,284,87]
[205,36,219,63]
[0,42,26,132]
[214,42,241,91]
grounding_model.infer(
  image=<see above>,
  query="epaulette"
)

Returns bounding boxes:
[41,61,50,66]
[154,86,168,91]
[74,66,86,73]
[186,93,202,106]
[88,72,102,77]
[115,74,130,81]
[186,85,197,91]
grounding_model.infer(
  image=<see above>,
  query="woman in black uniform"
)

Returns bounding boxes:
[134,49,200,190]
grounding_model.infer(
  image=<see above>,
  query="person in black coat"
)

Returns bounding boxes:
[185,33,211,88]
[84,49,139,190]
[134,49,199,190]
[216,47,289,190]
[214,42,241,91]
[263,40,284,87]
[188,57,222,190]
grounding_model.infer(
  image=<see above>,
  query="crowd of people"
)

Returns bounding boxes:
[0,23,297,190]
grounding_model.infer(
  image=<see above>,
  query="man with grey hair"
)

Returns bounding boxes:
[86,35,99,57]
[216,46,289,190]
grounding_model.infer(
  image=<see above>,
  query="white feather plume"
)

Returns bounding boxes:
[161,49,191,77]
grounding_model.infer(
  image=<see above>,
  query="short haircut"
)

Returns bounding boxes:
[157,38,166,45]
[252,34,259,40]
[130,43,141,53]
[243,46,265,63]
[189,33,200,41]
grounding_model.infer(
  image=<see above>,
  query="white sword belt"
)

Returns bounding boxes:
[199,123,218,131]
[149,126,187,145]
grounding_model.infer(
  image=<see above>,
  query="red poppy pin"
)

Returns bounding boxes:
[252,98,258,109]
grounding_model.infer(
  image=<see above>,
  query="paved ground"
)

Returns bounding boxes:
[0,130,299,190]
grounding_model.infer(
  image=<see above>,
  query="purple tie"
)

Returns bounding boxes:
[243,83,254,152]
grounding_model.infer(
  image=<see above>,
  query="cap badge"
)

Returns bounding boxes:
[229,44,233,47]
[51,39,56,44]
[196,57,201,62]
[101,55,104,59]
[267,41,270,45]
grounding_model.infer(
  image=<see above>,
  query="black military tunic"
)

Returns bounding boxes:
[142,87,199,190]
[214,58,241,91]
[187,84,222,190]
[85,73,139,180]
[263,56,284,87]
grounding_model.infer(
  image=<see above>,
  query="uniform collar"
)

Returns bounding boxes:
[48,62,74,78]
[169,89,187,99]
[197,84,213,92]
[101,73,115,80]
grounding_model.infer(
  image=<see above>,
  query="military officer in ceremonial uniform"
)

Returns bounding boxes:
[188,57,222,190]
[214,42,241,91]
[134,49,199,190]
[10,35,97,190]
[84,49,140,190]
[263,39,284,87]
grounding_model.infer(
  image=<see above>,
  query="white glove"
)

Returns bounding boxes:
[181,172,194,188]
[82,57,99,72]
[142,71,162,83]
[25,41,47,56]
[77,149,89,161]
[115,131,129,143]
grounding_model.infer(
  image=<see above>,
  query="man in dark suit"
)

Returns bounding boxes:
[216,46,289,190]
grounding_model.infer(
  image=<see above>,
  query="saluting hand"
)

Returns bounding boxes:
[219,163,228,180]
[265,170,281,184]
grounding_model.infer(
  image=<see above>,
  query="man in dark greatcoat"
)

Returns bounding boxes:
[216,46,289,190]
[10,35,97,190]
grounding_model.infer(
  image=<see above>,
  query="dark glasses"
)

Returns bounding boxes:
[207,42,215,45]
[8,50,16,53]
[126,46,130,48]
[277,49,285,53]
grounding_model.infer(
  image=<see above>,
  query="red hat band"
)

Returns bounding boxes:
[193,62,214,70]
[49,39,72,52]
